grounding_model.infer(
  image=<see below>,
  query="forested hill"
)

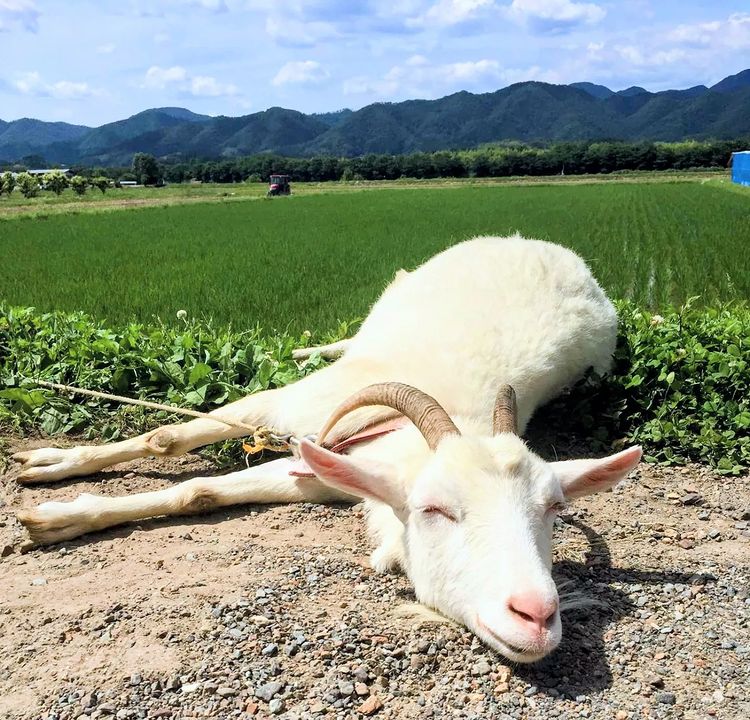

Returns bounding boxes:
[3,70,750,165]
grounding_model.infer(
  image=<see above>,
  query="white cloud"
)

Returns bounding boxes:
[408,0,497,28]
[264,15,338,47]
[184,0,228,10]
[0,0,39,32]
[142,65,188,89]
[190,75,238,96]
[141,65,239,97]
[272,60,330,87]
[96,43,116,54]
[13,71,100,99]
[668,13,750,50]
[508,0,605,33]
[615,45,686,67]
[343,56,529,98]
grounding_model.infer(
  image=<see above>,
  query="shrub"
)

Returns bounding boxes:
[42,170,69,195]
[69,175,88,196]
[0,171,14,196]
[15,172,40,198]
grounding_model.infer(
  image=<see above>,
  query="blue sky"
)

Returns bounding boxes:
[1,0,749,126]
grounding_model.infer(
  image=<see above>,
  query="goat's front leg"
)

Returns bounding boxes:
[17,457,355,546]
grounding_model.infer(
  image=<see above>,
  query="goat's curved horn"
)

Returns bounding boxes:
[493,384,518,435]
[317,382,460,451]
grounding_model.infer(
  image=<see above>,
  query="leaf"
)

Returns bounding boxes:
[188,363,213,386]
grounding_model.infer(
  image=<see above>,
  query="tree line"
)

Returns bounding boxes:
[158,140,745,184]
[3,140,746,189]
[0,170,111,199]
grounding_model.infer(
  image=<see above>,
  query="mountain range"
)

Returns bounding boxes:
[2,70,750,166]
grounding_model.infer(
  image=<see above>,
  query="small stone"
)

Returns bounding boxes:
[656,692,676,705]
[339,681,355,696]
[647,676,665,688]
[708,528,721,539]
[355,682,369,697]
[269,699,285,714]
[678,538,695,549]
[262,643,279,656]
[310,701,326,713]
[616,712,628,720]
[358,695,384,715]
[471,660,492,676]
[679,493,701,506]
[256,681,284,702]
[245,701,259,715]
[497,666,512,683]
[1,544,13,558]
[165,676,181,691]
[353,666,369,683]
[129,673,141,686]
[216,686,237,697]
[31,577,47,586]
[181,683,200,693]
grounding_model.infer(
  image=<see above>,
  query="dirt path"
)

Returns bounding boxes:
[1,436,748,719]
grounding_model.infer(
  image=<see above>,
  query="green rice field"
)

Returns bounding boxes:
[1,181,748,332]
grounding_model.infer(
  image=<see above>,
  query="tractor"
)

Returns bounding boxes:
[267,174,291,197]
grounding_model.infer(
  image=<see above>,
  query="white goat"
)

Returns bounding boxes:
[13,235,641,663]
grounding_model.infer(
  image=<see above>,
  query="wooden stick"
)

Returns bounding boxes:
[34,380,258,433]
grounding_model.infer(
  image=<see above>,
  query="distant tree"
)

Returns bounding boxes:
[2,171,16,195]
[43,170,69,195]
[16,172,40,198]
[132,153,162,186]
[91,176,110,194]
[70,175,88,196]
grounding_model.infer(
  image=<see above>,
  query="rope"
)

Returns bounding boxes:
[32,379,295,456]
[35,380,256,431]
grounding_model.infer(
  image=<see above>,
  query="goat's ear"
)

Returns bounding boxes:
[552,446,642,500]
[299,440,406,513]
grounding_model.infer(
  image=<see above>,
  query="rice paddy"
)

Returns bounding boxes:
[1,181,747,332]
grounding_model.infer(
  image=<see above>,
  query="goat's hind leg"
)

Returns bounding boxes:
[18,456,354,546]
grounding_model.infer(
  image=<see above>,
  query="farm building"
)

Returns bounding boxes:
[731,151,750,186]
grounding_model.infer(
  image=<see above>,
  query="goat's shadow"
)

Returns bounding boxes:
[515,518,699,697]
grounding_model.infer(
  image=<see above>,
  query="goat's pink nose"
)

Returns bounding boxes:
[507,593,559,633]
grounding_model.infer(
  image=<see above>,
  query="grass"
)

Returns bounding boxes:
[0,170,729,219]
[1,181,748,333]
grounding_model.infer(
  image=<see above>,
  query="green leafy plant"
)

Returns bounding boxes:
[42,170,69,196]
[15,172,40,199]
[1,302,747,473]
[69,175,88,196]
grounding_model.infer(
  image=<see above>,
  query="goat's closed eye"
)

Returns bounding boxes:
[420,505,458,522]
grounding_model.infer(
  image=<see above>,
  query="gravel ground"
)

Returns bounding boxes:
[1,435,749,720]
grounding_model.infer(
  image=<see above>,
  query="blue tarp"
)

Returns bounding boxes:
[732,151,750,186]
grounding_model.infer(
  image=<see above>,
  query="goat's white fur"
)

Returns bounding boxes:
[14,235,640,663]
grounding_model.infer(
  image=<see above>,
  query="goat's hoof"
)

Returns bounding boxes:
[16,498,93,546]
[12,447,93,484]
[370,544,404,574]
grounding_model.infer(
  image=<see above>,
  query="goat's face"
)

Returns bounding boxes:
[300,433,641,664]
[403,434,567,662]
